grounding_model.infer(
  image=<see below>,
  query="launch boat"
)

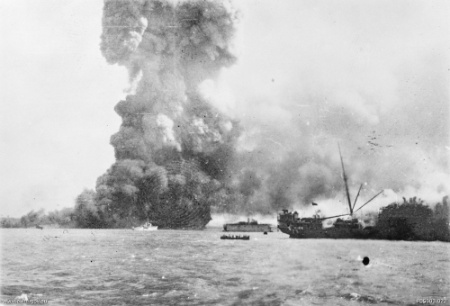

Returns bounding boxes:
[278,146,382,239]
[220,235,250,240]
[223,219,272,232]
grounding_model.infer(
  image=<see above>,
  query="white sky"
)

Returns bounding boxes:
[1,0,449,217]
[1,1,126,217]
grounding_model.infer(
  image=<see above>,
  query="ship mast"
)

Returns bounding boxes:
[305,145,382,221]
[338,144,353,216]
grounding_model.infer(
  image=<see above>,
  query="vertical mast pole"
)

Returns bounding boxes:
[338,144,353,216]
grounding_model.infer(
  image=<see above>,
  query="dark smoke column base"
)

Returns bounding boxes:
[150,199,212,230]
[153,213,212,230]
[90,0,239,230]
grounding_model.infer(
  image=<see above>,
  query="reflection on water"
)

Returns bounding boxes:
[1,229,449,305]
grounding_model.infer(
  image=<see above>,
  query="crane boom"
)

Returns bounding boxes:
[318,213,351,221]
[352,184,363,211]
[354,190,383,213]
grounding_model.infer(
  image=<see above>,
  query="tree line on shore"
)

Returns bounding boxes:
[1,195,449,242]
[375,196,449,241]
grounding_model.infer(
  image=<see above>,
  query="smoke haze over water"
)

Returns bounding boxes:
[200,0,450,217]
[2,1,448,221]
[91,0,449,224]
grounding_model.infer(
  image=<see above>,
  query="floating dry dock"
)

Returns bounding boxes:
[223,219,272,232]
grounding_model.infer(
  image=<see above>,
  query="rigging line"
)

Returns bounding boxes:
[352,184,364,212]
[319,213,351,221]
[354,190,384,213]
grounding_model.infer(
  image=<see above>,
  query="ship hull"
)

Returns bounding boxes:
[278,224,377,239]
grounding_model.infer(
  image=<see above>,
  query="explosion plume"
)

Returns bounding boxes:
[77,1,448,228]
[91,0,239,228]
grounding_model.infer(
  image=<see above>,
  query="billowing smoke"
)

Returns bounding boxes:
[91,0,240,228]
[206,0,450,216]
[84,0,448,226]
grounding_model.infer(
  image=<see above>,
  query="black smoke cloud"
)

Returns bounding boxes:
[83,0,449,224]
[88,0,242,228]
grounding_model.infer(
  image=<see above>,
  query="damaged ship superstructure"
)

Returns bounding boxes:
[277,210,375,239]
[278,146,383,239]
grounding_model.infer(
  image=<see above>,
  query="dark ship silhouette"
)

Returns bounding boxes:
[278,146,383,239]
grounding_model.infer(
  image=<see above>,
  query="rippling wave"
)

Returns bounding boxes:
[1,229,449,305]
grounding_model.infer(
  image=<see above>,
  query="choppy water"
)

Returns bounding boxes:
[1,228,449,305]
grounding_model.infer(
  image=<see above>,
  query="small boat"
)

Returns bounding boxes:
[220,235,250,240]
[132,222,158,231]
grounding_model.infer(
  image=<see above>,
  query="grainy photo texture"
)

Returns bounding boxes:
[1,0,449,305]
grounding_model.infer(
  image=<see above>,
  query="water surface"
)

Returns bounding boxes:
[1,229,449,305]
